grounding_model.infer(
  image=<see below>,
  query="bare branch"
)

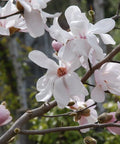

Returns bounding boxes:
[0,101,57,144]
[81,44,120,83]
[20,123,120,135]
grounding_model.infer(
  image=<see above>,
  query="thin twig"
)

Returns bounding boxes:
[0,11,23,19]
[42,102,97,118]
[20,123,120,135]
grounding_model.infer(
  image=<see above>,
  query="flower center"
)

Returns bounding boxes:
[57,67,67,77]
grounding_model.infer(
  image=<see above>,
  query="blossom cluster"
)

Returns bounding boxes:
[0,0,120,134]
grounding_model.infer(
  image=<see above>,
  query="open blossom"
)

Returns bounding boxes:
[0,103,12,126]
[91,62,120,102]
[49,6,115,69]
[16,0,60,38]
[0,0,26,36]
[29,50,88,108]
[69,99,97,133]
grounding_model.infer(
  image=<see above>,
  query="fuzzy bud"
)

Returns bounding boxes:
[98,113,113,123]
[84,136,97,144]
[14,128,20,134]
[88,10,95,16]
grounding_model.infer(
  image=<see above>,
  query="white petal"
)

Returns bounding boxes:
[91,18,115,34]
[53,77,70,108]
[18,0,31,12]
[70,21,88,36]
[49,17,72,44]
[100,34,116,45]
[24,9,45,38]
[36,90,52,102]
[0,27,10,35]
[36,75,48,91]
[65,6,89,25]
[64,73,88,101]
[87,34,105,60]
[28,50,58,70]
[91,85,105,102]
[36,78,53,102]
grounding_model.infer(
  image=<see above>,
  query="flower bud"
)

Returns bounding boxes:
[52,40,63,52]
[14,128,20,134]
[115,109,120,121]
[16,1,24,12]
[88,10,95,16]
[98,113,113,123]
[67,101,75,106]
[84,136,97,144]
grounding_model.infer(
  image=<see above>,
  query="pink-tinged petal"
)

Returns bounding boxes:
[64,73,88,101]
[53,77,70,108]
[78,117,90,133]
[87,109,98,123]
[91,18,115,34]
[0,105,12,126]
[0,116,12,126]
[24,9,44,38]
[70,21,88,36]
[107,125,120,135]
[100,34,116,45]
[91,85,105,102]
[28,50,58,70]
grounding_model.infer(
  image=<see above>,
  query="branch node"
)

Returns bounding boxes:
[14,128,20,134]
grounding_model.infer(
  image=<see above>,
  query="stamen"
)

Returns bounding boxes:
[57,67,67,77]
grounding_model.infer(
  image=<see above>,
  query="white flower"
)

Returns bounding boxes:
[0,0,25,35]
[69,99,97,133]
[49,6,115,69]
[16,0,60,38]
[91,62,120,102]
[29,50,88,108]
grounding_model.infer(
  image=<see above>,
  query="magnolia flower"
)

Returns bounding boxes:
[16,0,60,38]
[98,102,120,135]
[0,102,12,126]
[91,62,120,102]
[0,0,26,35]
[49,6,115,69]
[69,99,97,133]
[29,50,88,108]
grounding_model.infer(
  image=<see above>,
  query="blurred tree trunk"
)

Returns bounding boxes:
[8,35,28,144]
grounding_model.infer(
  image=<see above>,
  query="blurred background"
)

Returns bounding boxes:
[0,0,120,143]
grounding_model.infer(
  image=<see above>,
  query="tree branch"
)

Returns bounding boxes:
[20,123,120,135]
[81,44,120,83]
[0,101,57,144]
